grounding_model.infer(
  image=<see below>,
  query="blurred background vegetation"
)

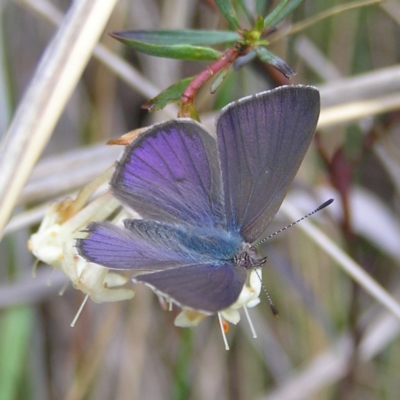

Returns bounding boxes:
[1,0,400,399]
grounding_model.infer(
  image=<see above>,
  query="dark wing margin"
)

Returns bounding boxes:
[111,119,225,228]
[216,85,320,243]
[134,264,247,313]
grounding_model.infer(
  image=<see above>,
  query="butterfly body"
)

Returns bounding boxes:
[77,85,320,313]
[123,218,244,264]
[166,225,244,264]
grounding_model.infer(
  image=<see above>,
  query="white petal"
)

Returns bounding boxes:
[174,309,207,327]
[220,308,241,325]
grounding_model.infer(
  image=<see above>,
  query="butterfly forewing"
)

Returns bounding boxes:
[216,86,320,243]
[111,120,224,228]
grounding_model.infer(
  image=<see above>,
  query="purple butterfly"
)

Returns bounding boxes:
[77,85,320,313]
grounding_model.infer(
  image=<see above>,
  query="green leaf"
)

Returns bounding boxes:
[254,15,265,31]
[112,29,240,46]
[214,0,240,29]
[264,0,304,28]
[143,77,194,112]
[233,50,257,70]
[0,307,33,400]
[113,39,219,61]
[255,47,295,78]
[255,0,268,15]
[111,30,242,61]
[211,67,230,94]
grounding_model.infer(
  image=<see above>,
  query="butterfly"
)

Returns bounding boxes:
[77,85,320,314]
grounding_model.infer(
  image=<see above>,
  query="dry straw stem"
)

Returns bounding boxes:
[0,267,66,307]
[0,0,118,238]
[64,303,123,400]
[260,336,352,400]
[280,201,400,321]
[319,92,400,128]
[260,297,400,400]
[379,0,400,23]
[115,288,153,399]
[18,144,120,205]
[4,202,52,235]
[270,0,387,44]
[317,63,400,127]
[19,0,167,103]
[318,64,400,107]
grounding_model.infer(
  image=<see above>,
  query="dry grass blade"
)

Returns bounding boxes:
[20,0,177,117]
[260,296,400,400]
[18,144,120,205]
[280,201,400,321]
[260,336,352,400]
[0,0,117,237]
[270,0,386,43]
[4,203,50,235]
[319,92,400,128]
[318,65,400,107]
[64,303,123,400]
[0,268,66,307]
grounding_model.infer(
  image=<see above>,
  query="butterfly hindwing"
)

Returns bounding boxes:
[134,263,247,313]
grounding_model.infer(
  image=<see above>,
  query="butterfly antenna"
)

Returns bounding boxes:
[255,198,334,247]
[252,267,279,317]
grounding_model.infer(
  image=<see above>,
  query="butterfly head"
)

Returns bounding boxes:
[234,243,267,269]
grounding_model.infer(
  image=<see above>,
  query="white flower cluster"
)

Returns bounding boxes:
[28,179,135,304]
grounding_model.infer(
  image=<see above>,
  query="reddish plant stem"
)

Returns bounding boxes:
[180,44,247,105]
